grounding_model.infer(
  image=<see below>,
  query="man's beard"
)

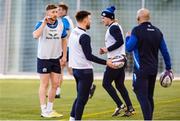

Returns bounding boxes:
[86,24,90,30]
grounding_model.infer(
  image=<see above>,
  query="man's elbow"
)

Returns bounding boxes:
[32,32,39,39]
[85,56,92,61]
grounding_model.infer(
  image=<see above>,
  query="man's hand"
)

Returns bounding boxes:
[106,59,118,69]
[44,16,52,24]
[60,57,67,67]
[167,69,174,80]
[99,47,108,55]
[126,31,131,37]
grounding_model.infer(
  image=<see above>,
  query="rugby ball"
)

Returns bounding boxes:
[112,55,126,69]
[159,70,174,88]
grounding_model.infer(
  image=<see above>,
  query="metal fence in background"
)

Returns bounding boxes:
[0,0,180,76]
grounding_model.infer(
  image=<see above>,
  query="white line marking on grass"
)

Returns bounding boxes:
[83,98,180,118]
[59,98,180,120]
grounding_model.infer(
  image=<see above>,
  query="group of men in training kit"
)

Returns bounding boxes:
[33,2,172,121]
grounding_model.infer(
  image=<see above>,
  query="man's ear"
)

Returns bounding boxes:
[137,16,140,21]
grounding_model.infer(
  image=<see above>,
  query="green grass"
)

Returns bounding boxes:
[0,79,180,120]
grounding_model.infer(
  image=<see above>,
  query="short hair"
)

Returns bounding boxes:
[45,4,57,11]
[75,11,91,22]
[58,3,68,12]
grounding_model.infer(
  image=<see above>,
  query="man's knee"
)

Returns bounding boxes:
[77,96,88,106]
[40,81,49,90]
[102,81,111,89]
[115,82,125,90]
[51,81,59,89]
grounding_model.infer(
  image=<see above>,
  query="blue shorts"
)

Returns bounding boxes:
[37,58,61,74]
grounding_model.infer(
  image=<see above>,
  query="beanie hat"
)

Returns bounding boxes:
[101,6,116,19]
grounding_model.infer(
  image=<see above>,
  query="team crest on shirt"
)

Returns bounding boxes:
[45,23,63,40]
[46,30,60,39]
[46,32,59,39]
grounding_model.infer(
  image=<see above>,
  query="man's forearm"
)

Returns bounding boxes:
[62,38,67,58]
[33,22,46,39]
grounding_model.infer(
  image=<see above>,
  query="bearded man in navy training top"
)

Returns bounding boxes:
[68,10,115,120]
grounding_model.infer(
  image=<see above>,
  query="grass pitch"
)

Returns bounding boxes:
[0,79,180,120]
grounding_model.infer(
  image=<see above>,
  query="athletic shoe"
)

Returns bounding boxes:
[112,104,126,117]
[69,116,75,121]
[41,110,63,118]
[122,108,135,117]
[55,94,61,98]
[89,84,96,99]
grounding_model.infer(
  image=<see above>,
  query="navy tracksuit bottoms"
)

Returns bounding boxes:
[102,66,133,109]
[133,70,156,120]
[70,69,93,120]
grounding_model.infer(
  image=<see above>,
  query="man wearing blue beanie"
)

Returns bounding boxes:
[100,6,135,117]
[101,6,115,19]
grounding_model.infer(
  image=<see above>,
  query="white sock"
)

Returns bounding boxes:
[40,104,47,114]
[120,104,125,108]
[69,116,75,121]
[46,102,53,113]
[56,87,61,95]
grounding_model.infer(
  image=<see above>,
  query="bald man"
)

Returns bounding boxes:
[125,8,172,120]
